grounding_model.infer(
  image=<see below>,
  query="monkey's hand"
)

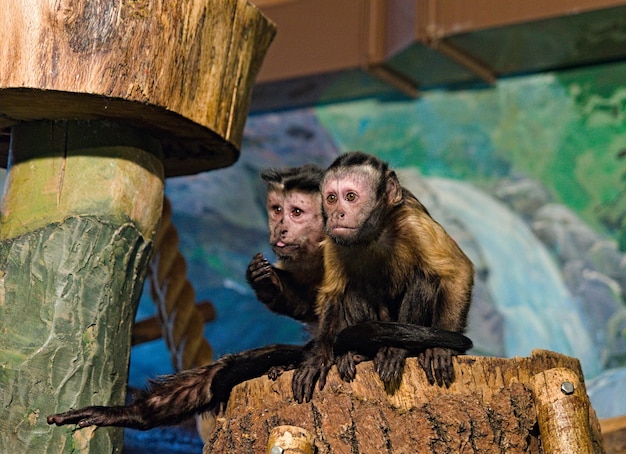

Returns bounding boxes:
[268,364,296,381]
[292,353,331,403]
[246,253,282,301]
[374,346,407,384]
[418,347,456,388]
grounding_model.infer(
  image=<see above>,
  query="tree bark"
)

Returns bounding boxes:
[207,350,604,453]
[0,120,164,453]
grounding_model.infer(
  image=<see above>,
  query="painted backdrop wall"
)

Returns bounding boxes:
[127,61,626,420]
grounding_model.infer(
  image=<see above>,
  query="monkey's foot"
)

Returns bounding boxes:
[418,347,455,387]
[292,355,330,403]
[268,364,296,380]
[336,352,357,382]
[374,346,407,383]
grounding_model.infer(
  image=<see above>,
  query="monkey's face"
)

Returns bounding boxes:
[266,189,324,261]
[322,167,379,244]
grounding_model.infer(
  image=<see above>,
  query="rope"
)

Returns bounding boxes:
[147,195,214,370]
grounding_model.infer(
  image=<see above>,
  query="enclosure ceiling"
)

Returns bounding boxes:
[2,1,626,157]
[250,0,626,112]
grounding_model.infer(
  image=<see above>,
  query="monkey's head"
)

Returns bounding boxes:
[261,165,325,262]
[321,152,403,246]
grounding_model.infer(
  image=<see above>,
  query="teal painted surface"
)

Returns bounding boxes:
[315,62,626,243]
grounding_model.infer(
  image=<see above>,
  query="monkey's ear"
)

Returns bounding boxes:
[385,170,403,206]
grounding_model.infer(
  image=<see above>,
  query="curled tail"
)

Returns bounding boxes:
[334,321,473,357]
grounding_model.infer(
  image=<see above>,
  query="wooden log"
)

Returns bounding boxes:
[0,0,276,176]
[267,425,315,454]
[530,367,595,453]
[207,350,605,453]
[0,120,164,453]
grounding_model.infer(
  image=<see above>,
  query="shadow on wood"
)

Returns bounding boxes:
[207,349,604,453]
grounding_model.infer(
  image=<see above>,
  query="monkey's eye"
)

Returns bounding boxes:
[292,208,303,217]
[272,206,282,215]
[345,192,357,202]
[326,194,337,204]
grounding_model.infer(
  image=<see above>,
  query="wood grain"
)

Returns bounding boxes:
[0,0,276,176]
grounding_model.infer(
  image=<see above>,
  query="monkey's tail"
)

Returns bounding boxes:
[334,321,473,357]
[48,344,307,430]
[143,344,307,422]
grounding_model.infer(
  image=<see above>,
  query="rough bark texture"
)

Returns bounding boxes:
[0,0,276,176]
[0,216,152,453]
[207,350,604,453]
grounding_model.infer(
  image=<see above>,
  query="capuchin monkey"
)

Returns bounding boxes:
[292,151,474,403]
[47,158,474,430]
[246,164,326,328]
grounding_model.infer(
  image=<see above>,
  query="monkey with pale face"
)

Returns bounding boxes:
[246,164,326,329]
[292,151,474,403]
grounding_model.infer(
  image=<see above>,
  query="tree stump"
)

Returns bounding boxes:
[0,1,275,452]
[207,350,605,453]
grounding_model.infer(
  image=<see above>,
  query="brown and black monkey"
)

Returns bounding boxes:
[292,151,474,403]
[246,164,326,329]
[48,156,473,430]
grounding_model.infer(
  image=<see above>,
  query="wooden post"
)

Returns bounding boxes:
[207,350,605,453]
[531,367,596,453]
[267,425,315,454]
[0,1,275,452]
[0,120,164,453]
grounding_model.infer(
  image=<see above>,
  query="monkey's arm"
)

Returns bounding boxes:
[291,292,348,403]
[246,253,318,323]
[47,345,305,430]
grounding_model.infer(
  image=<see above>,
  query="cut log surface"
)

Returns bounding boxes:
[0,0,276,176]
[206,350,604,453]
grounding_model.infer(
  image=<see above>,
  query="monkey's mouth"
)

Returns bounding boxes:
[330,225,356,233]
[329,226,357,235]
[272,241,299,253]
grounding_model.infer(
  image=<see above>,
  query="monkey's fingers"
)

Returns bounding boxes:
[418,350,437,386]
[246,254,272,280]
[292,366,318,403]
[317,363,331,392]
[336,353,356,382]
[248,260,282,291]
[249,265,274,283]
[432,348,454,388]
[374,347,406,383]
[268,363,297,381]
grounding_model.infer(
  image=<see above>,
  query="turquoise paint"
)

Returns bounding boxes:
[315,62,626,243]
